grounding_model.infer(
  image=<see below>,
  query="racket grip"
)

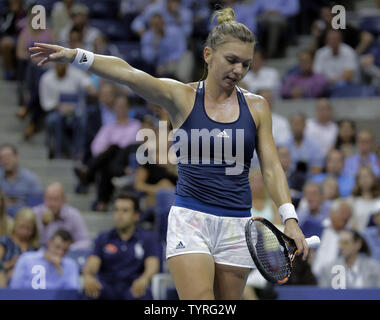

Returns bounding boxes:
[305,235,320,248]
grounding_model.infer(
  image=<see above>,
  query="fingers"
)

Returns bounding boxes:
[293,236,309,261]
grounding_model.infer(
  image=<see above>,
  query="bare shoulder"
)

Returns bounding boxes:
[239,88,271,128]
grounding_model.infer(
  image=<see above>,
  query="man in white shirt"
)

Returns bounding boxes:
[241,49,281,95]
[257,89,291,146]
[305,98,338,158]
[312,199,352,278]
[39,63,95,159]
[313,29,358,85]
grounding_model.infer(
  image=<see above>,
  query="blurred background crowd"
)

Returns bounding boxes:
[1,0,380,300]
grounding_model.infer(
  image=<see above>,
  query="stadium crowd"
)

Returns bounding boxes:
[1,0,380,299]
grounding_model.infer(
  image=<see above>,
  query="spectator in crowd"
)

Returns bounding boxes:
[318,229,380,288]
[254,0,300,58]
[0,207,39,287]
[15,5,54,139]
[58,4,102,51]
[9,229,79,289]
[334,119,357,158]
[0,190,13,236]
[131,0,193,38]
[32,182,91,251]
[134,125,177,225]
[297,181,331,236]
[0,0,26,80]
[310,5,374,55]
[39,63,95,159]
[256,89,291,146]
[0,143,42,217]
[82,82,117,168]
[277,145,307,208]
[321,176,340,202]
[241,49,280,95]
[312,199,352,278]
[140,12,194,82]
[82,192,161,300]
[209,0,258,35]
[281,50,329,99]
[51,0,76,40]
[283,113,324,176]
[312,149,355,198]
[305,98,338,158]
[74,95,141,212]
[360,40,380,89]
[363,200,380,265]
[249,169,281,225]
[313,29,358,86]
[343,130,380,178]
[349,166,380,233]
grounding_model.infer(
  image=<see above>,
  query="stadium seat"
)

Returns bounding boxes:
[78,0,119,19]
[90,19,131,41]
[359,16,380,35]
[113,41,141,64]
[330,84,378,98]
[151,273,178,300]
[66,249,92,273]
[33,0,56,15]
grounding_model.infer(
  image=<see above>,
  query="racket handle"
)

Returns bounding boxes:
[305,235,320,248]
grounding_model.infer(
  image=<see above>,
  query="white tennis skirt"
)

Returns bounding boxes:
[166,205,256,269]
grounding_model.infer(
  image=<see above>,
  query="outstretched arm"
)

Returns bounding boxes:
[29,43,190,121]
[253,95,309,260]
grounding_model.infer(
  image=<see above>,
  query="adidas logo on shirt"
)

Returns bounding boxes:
[176,241,185,249]
[217,130,230,139]
[79,53,88,64]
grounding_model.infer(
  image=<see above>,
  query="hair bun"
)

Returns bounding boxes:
[216,8,235,25]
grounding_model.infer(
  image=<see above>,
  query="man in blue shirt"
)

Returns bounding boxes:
[283,113,324,176]
[363,202,380,265]
[9,229,79,289]
[82,192,161,300]
[141,13,192,82]
[312,149,355,197]
[343,130,380,178]
[0,144,43,217]
[132,0,193,38]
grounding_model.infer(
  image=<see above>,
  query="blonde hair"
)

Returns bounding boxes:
[206,7,256,50]
[12,207,39,249]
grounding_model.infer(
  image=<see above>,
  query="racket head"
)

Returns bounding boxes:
[245,217,294,285]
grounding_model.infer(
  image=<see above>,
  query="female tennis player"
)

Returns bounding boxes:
[29,8,308,300]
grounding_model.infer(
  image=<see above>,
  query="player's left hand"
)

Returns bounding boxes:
[284,218,309,261]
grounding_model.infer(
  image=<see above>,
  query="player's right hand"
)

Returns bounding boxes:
[29,42,77,67]
[83,274,103,299]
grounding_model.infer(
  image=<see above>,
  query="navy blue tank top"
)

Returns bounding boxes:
[173,81,257,217]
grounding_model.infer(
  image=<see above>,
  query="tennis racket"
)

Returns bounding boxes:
[245,216,320,285]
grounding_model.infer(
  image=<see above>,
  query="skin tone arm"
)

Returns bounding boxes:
[251,95,309,260]
[130,256,160,298]
[29,43,193,127]
[82,255,103,299]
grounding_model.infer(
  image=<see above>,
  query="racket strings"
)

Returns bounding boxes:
[251,222,290,281]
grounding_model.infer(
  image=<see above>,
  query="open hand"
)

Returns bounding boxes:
[29,42,77,67]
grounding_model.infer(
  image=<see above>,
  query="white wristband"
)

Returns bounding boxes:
[72,48,94,71]
[278,203,298,224]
